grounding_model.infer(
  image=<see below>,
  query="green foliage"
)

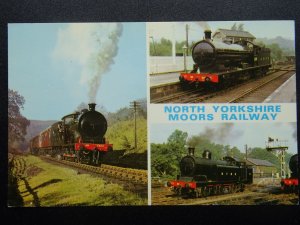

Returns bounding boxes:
[255,41,285,61]
[105,117,147,153]
[248,147,279,166]
[267,43,283,61]
[150,38,172,56]
[8,89,30,150]
[105,99,147,153]
[248,147,294,171]
[151,143,179,177]
[151,129,249,178]
[107,98,147,124]
[151,130,188,177]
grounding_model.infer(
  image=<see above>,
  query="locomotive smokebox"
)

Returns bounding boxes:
[204,30,212,40]
[88,103,96,111]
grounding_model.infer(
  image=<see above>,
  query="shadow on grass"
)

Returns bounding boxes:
[21,178,62,207]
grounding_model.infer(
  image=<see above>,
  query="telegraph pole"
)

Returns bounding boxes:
[130,101,140,150]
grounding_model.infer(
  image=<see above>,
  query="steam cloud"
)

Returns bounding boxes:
[290,123,297,142]
[53,23,123,103]
[197,22,211,31]
[187,123,243,147]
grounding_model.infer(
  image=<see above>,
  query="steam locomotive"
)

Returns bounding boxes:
[281,154,298,192]
[167,148,253,198]
[179,30,271,89]
[30,103,113,165]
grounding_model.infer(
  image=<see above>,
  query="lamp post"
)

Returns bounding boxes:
[183,45,187,72]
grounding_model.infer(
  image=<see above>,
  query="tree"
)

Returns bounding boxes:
[121,135,131,150]
[237,23,244,31]
[231,23,237,30]
[151,143,179,177]
[8,89,30,150]
[151,130,188,177]
[267,43,283,61]
[231,23,244,31]
[167,129,188,161]
[248,147,280,169]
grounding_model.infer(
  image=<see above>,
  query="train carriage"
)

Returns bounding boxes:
[30,103,113,165]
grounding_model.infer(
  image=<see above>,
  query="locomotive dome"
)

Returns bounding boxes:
[78,103,107,139]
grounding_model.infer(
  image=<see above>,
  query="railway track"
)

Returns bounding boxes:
[151,65,295,103]
[151,184,298,205]
[227,68,295,103]
[40,156,148,185]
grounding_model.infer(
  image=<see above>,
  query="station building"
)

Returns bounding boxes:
[212,29,256,43]
[245,157,277,177]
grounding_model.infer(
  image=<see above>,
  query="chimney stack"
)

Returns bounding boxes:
[188,147,195,156]
[204,30,212,40]
[88,103,96,111]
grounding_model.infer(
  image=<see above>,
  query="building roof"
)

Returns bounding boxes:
[246,158,275,167]
[213,29,256,39]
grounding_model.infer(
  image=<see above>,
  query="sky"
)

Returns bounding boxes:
[148,20,295,43]
[8,22,146,120]
[150,123,298,155]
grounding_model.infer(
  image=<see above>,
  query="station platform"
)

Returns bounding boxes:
[150,72,181,87]
[263,74,297,103]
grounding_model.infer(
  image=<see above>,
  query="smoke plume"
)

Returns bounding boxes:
[197,22,211,31]
[187,123,243,147]
[290,123,297,142]
[53,23,123,103]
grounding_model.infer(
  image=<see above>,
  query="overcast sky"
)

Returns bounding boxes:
[8,23,146,120]
[148,21,295,43]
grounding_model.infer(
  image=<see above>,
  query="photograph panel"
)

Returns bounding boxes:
[8,22,148,206]
[148,21,296,104]
[150,123,298,205]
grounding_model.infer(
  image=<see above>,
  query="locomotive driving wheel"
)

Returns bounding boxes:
[202,186,209,197]
[175,187,182,196]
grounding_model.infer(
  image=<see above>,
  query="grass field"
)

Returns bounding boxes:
[10,155,147,206]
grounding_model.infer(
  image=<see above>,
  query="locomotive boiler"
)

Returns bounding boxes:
[281,154,298,192]
[167,148,253,198]
[30,103,113,165]
[179,30,271,88]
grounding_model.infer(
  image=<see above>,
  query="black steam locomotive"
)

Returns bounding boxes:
[167,148,253,198]
[281,154,298,192]
[179,29,271,88]
[30,103,113,165]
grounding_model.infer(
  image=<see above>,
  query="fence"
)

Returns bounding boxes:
[149,56,194,74]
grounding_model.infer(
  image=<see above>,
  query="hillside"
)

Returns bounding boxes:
[256,36,295,54]
[25,120,57,141]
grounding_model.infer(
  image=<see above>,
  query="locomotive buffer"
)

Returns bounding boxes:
[266,137,288,178]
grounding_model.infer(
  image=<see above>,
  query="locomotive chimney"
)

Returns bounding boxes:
[88,103,96,111]
[188,147,195,156]
[204,29,212,40]
[202,150,212,159]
